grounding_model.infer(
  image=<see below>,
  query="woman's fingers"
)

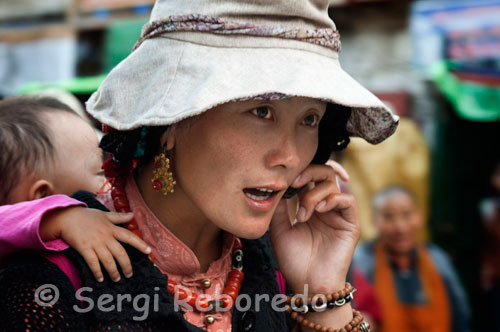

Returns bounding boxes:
[292,162,349,188]
[316,193,359,226]
[292,164,336,188]
[289,163,354,223]
[316,192,361,240]
[325,160,350,182]
[296,180,338,222]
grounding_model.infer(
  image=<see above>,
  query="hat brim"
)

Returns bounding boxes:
[87,37,399,144]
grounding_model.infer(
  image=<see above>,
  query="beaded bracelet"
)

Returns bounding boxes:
[286,283,356,313]
[290,309,370,332]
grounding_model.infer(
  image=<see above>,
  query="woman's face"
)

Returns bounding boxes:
[170,97,326,239]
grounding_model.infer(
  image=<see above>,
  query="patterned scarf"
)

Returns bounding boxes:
[134,14,341,52]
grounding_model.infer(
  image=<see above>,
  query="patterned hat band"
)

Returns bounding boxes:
[133,14,341,52]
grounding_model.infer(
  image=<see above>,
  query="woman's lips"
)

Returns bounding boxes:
[243,188,279,212]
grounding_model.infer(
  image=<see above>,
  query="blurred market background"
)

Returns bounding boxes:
[1,0,499,330]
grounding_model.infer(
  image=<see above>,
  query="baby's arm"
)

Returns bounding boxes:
[0,195,79,258]
[0,195,151,282]
[41,205,151,282]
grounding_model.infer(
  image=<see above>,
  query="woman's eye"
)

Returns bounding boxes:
[251,107,273,120]
[302,114,320,127]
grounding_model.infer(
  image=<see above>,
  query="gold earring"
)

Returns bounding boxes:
[151,149,176,195]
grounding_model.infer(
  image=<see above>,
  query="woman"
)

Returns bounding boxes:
[0,1,398,331]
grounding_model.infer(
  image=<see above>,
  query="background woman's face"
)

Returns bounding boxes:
[374,193,423,254]
[171,97,326,239]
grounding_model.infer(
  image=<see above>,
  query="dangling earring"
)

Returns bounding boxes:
[151,147,176,195]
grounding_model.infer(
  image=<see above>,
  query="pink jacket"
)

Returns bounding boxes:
[0,195,83,263]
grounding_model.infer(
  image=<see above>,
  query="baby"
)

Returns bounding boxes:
[0,96,150,281]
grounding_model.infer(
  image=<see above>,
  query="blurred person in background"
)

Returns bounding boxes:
[353,185,471,332]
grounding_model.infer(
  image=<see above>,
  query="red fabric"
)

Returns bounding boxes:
[352,267,382,323]
[276,270,286,295]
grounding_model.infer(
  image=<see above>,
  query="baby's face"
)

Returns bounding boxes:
[46,111,106,196]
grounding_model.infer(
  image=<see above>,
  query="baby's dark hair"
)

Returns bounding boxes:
[0,96,75,205]
[99,103,351,197]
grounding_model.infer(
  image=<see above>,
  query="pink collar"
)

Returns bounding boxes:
[125,177,235,282]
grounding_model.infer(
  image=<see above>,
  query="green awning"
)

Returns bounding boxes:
[431,61,500,122]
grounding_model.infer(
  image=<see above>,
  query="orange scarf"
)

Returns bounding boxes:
[374,242,450,332]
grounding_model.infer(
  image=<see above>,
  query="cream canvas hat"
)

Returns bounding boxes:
[86,0,399,145]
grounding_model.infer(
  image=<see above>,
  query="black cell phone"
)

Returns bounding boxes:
[283,185,305,199]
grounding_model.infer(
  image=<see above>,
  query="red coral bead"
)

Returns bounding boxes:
[229,270,244,281]
[188,297,199,309]
[111,188,126,199]
[226,280,241,292]
[167,280,176,293]
[112,178,124,188]
[221,296,233,309]
[227,277,239,283]
[177,287,191,300]
[197,298,209,309]
[152,179,163,191]
[113,196,129,210]
[126,221,138,231]
[224,286,239,300]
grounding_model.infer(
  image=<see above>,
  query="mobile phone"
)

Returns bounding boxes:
[283,186,305,199]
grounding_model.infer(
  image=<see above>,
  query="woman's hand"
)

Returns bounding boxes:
[40,207,151,282]
[269,161,360,294]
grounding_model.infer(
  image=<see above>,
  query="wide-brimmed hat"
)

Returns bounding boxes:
[86,0,399,145]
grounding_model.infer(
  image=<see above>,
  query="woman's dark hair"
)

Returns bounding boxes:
[100,103,351,197]
[100,126,168,164]
[313,103,351,164]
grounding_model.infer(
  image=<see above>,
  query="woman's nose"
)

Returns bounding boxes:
[264,134,301,170]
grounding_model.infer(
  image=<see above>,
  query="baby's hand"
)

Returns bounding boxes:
[40,206,152,282]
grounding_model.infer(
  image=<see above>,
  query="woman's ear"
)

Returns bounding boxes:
[28,179,54,200]
[160,126,176,151]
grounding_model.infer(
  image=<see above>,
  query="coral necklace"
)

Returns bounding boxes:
[109,175,244,312]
